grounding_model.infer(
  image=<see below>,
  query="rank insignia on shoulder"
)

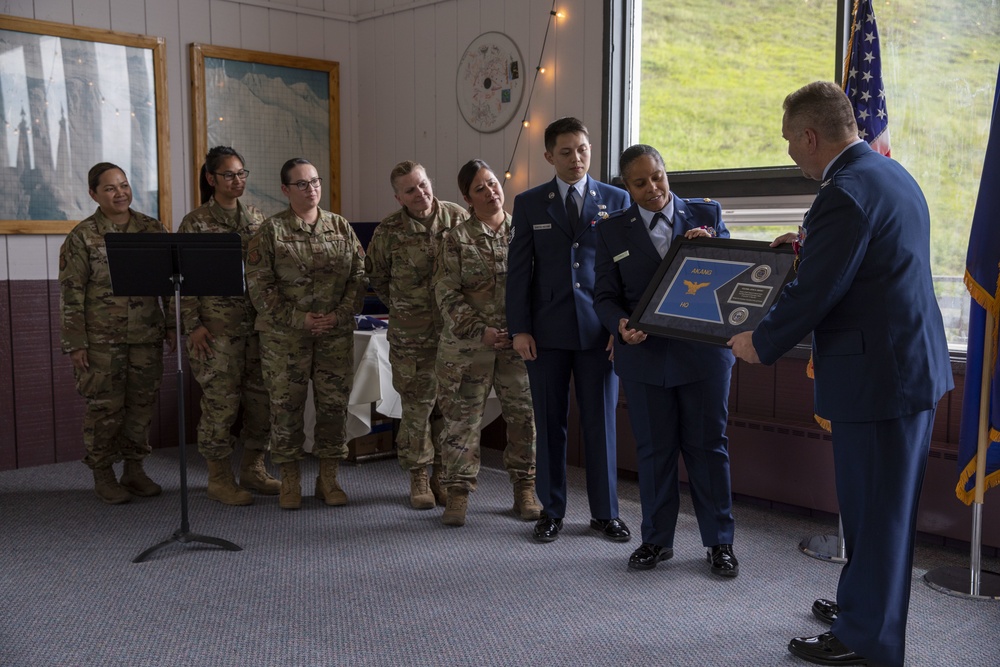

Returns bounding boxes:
[703,198,712,202]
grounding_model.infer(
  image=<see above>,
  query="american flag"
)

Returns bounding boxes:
[843,0,890,156]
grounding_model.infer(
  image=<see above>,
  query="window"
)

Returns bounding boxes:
[628,0,999,349]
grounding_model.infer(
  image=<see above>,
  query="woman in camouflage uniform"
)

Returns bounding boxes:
[176,146,280,506]
[59,163,173,504]
[245,158,366,510]
[434,159,540,527]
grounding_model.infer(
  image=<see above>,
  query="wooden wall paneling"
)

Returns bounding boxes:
[773,356,817,424]
[109,0,146,34]
[48,280,85,463]
[524,1,554,189]
[0,271,15,471]
[355,17,377,219]
[209,0,242,49]
[239,3,270,50]
[432,2,459,207]
[581,0,604,174]
[33,0,73,23]
[9,279,56,467]
[500,0,532,198]
[944,378,964,447]
[295,11,325,60]
[72,0,111,29]
[733,358,776,418]
[390,11,416,165]
[266,9,298,58]
[553,2,585,135]
[931,392,951,445]
[172,0,206,226]
[411,6,437,174]
[453,0,483,198]
[323,18,354,219]
[373,15,398,211]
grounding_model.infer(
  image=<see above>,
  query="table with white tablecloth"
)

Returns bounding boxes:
[304,329,501,450]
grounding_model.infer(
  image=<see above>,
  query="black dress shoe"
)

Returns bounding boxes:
[708,544,739,578]
[532,516,563,543]
[628,542,673,570]
[590,517,632,543]
[812,598,839,625]
[788,632,867,665]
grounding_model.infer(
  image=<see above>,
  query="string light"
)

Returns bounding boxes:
[504,1,561,184]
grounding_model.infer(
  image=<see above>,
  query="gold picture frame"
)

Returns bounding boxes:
[0,17,171,234]
[189,44,341,216]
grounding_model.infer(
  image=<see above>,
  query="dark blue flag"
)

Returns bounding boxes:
[957,64,1000,505]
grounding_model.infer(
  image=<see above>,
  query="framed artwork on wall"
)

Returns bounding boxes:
[0,17,171,234]
[189,44,340,216]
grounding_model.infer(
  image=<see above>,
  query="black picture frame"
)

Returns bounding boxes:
[627,237,796,345]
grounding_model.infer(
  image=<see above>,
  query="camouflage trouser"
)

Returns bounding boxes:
[436,339,536,491]
[390,343,443,471]
[259,331,353,463]
[188,333,269,460]
[74,342,163,470]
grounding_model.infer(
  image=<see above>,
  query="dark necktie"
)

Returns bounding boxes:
[649,212,664,230]
[566,190,579,232]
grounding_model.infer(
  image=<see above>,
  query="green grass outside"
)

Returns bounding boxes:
[638,0,999,279]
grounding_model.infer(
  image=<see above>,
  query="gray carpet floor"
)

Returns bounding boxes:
[1,447,998,667]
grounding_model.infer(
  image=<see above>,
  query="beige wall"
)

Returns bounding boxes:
[2,0,608,274]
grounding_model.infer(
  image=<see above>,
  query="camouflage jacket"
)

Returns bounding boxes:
[59,208,167,352]
[435,212,511,344]
[365,198,467,348]
[175,198,266,337]
[246,207,366,336]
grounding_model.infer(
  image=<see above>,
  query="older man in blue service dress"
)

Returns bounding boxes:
[729,81,952,667]
[594,144,739,576]
[506,117,632,543]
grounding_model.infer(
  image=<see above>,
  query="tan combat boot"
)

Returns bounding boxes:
[441,487,469,527]
[315,458,348,506]
[409,468,435,509]
[512,479,543,521]
[206,458,253,506]
[238,449,281,495]
[120,459,162,497]
[429,467,447,506]
[279,461,302,510]
[93,467,131,504]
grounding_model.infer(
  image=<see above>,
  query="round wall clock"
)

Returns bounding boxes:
[456,32,524,133]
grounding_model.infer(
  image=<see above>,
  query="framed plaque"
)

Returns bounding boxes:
[628,237,796,345]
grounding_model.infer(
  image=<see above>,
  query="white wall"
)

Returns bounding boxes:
[1,0,609,279]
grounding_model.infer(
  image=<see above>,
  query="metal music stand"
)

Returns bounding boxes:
[105,232,245,563]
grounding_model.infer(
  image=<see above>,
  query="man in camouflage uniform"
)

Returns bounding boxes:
[365,161,467,509]
[434,159,539,527]
[60,162,171,504]
[246,159,366,510]
[176,150,279,506]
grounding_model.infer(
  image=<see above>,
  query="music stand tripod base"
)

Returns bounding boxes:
[799,534,847,564]
[133,526,242,563]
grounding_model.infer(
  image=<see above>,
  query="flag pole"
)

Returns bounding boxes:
[925,308,1000,599]
[970,308,995,594]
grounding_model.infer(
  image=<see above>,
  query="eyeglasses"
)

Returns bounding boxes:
[287,177,323,191]
[214,169,250,181]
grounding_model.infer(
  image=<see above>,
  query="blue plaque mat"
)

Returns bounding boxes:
[627,237,796,345]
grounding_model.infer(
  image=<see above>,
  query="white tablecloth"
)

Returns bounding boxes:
[304,329,500,450]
